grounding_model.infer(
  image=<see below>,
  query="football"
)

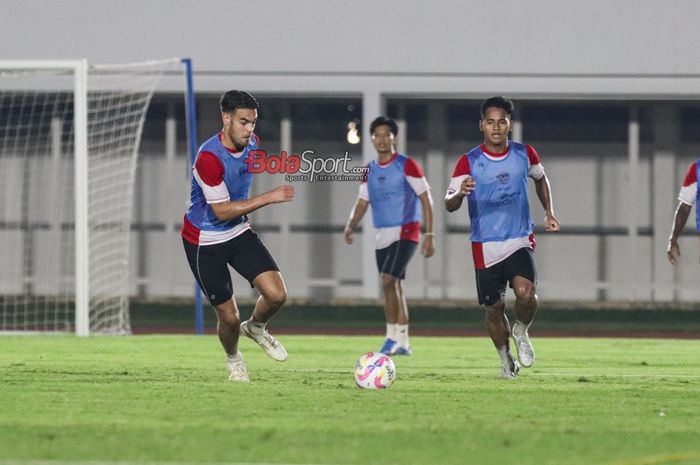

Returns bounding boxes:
[354,352,396,389]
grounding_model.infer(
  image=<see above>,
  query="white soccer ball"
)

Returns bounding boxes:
[354,352,396,389]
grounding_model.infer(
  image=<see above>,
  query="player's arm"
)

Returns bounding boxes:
[403,158,435,257]
[533,174,560,232]
[195,151,293,222]
[668,163,698,265]
[527,145,560,232]
[667,201,692,266]
[445,177,476,212]
[445,156,475,213]
[344,197,369,245]
[419,191,435,257]
[210,185,294,221]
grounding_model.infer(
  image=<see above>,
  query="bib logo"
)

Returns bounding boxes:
[245,150,368,183]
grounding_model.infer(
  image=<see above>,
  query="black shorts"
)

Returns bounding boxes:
[182,229,279,306]
[375,240,418,280]
[475,247,537,306]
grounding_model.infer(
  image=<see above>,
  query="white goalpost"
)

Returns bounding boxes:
[0,58,181,335]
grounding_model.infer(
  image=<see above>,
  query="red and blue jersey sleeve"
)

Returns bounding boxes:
[678,162,697,206]
[404,158,430,195]
[525,145,545,180]
[446,155,471,194]
[193,151,229,203]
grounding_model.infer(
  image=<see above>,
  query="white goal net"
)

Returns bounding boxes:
[0,59,179,335]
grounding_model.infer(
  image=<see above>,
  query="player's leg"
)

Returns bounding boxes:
[485,299,509,351]
[393,279,412,355]
[182,238,248,381]
[214,299,241,358]
[512,275,537,325]
[476,265,519,379]
[381,273,400,324]
[240,270,288,361]
[251,270,288,323]
[376,243,399,354]
[506,248,538,368]
[379,274,412,355]
[378,240,417,355]
[229,230,288,362]
[389,240,417,354]
[214,297,249,382]
[485,300,519,379]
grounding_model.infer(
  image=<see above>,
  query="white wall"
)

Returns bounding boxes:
[2,0,699,76]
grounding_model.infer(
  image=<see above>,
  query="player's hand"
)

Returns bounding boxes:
[421,235,435,257]
[459,176,476,197]
[267,185,295,204]
[344,226,354,244]
[544,212,560,232]
[667,241,681,266]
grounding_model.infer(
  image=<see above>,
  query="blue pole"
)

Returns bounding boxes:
[182,58,204,336]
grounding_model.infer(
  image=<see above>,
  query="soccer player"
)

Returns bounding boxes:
[667,160,699,265]
[181,90,294,382]
[445,96,560,379]
[344,116,435,356]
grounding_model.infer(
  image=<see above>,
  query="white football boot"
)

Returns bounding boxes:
[240,320,288,362]
[500,357,521,380]
[512,321,535,368]
[227,353,249,382]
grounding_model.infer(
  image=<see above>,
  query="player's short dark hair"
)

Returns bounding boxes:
[370,116,399,137]
[220,90,259,114]
[480,96,514,119]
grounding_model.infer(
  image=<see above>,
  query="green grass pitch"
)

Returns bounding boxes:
[1,335,699,465]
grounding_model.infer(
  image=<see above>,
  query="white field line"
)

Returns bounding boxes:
[287,368,700,379]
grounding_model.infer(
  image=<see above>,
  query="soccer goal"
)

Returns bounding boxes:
[0,59,184,335]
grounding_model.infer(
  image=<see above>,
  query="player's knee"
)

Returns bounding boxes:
[264,287,287,308]
[514,283,536,303]
[216,307,240,327]
[381,274,399,292]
